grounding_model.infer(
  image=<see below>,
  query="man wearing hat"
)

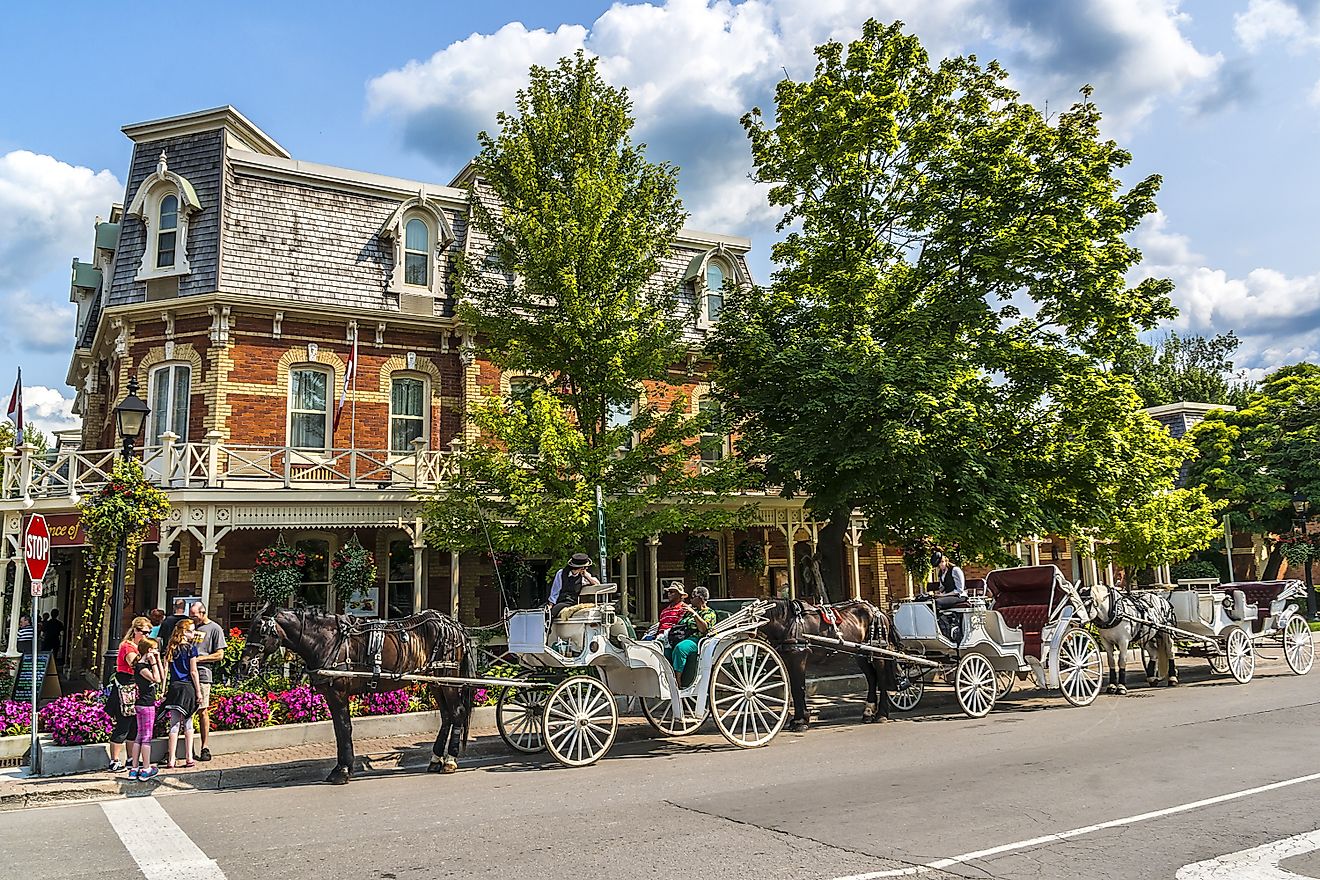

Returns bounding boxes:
[548,552,600,621]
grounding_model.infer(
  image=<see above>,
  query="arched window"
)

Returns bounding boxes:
[606,399,635,451]
[390,374,427,453]
[508,376,544,411]
[404,217,430,287]
[698,396,726,462]
[148,363,191,445]
[157,195,178,268]
[288,366,332,451]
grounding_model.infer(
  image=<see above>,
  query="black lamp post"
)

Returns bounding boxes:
[102,377,150,683]
[1292,491,1315,621]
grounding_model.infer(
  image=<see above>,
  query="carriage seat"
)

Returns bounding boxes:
[995,605,1051,660]
[556,602,599,622]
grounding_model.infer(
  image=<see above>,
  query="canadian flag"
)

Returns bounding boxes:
[333,329,357,433]
[5,369,20,449]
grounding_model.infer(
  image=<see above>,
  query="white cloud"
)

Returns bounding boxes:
[1234,0,1319,50]
[0,150,122,290]
[1,289,75,353]
[1134,211,1320,371]
[367,0,1219,234]
[21,385,80,439]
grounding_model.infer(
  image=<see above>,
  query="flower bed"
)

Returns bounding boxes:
[1,699,32,736]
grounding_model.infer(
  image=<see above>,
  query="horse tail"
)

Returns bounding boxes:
[459,638,475,754]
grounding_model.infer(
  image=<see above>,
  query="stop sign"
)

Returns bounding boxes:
[23,514,50,584]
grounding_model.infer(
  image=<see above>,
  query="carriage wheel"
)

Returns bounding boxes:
[542,675,618,767]
[1226,628,1255,684]
[1057,629,1103,707]
[496,677,548,754]
[1208,653,1229,674]
[888,661,925,712]
[641,692,706,737]
[710,639,789,748]
[996,668,1016,700]
[1283,616,1315,675]
[954,653,997,718]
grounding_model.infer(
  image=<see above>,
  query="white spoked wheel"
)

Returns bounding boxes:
[496,678,548,754]
[641,692,706,736]
[889,661,925,712]
[954,653,997,718]
[1208,653,1229,674]
[1226,628,1255,684]
[1284,616,1315,675]
[996,668,1016,700]
[542,675,618,767]
[1057,629,1103,707]
[710,639,790,748]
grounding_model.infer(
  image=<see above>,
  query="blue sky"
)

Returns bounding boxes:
[3,0,1319,438]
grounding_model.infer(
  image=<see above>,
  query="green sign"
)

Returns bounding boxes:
[595,485,607,579]
[11,652,51,703]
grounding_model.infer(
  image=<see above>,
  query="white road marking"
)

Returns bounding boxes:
[830,770,1320,879]
[102,797,226,880]
[1182,828,1320,876]
[1176,829,1320,879]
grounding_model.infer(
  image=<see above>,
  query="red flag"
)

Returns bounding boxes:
[333,330,357,433]
[5,369,20,449]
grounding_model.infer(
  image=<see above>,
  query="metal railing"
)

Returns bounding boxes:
[0,433,458,500]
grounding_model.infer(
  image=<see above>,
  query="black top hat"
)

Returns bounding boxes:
[568,553,592,569]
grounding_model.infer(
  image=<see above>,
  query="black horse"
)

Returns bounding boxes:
[242,604,475,784]
[756,598,896,731]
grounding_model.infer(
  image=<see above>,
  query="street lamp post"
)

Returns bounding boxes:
[1292,491,1315,622]
[101,377,150,684]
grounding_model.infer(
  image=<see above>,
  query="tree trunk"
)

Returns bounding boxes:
[1262,546,1285,581]
[815,506,851,603]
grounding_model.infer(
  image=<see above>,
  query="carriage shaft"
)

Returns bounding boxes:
[1116,614,1222,648]
[311,669,545,688]
[799,633,941,667]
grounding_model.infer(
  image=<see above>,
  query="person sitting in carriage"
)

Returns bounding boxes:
[547,552,601,621]
[664,586,718,684]
[922,551,967,642]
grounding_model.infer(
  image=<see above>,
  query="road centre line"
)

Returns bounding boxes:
[830,770,1320,879]
[102,797,226,880]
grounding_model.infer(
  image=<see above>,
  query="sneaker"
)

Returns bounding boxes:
[127,768,139,780]
[108,760,126,773]
[198,748,212,762]
[140,767,159,780]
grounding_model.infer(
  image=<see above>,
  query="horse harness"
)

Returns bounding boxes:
[329,612,465,690]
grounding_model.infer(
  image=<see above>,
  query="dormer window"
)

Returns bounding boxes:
[381,194,455,297]
[704,259,727,324]
[157,195,178,268]
[404,217,430,287]
[685,246,742,330]
[127,152,202,282]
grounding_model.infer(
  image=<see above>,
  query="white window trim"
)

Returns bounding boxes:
[388,372,430,456]
[127,152,202,282]
[289,533,338,613]
[694,389,729,463]
[148,361,192,445]
[381,195,454,297]
[287,364,334,455]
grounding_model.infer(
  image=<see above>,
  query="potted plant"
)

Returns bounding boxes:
[734,539,765,575]
[252,537,308,605]
[684,534,720,584]
[332,535,378,612]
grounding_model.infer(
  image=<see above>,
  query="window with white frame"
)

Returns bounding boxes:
[507,376,544,411]
[387,539,415,619]
[127,152,199,281]
[704,258,728,325]
[293,538,331,610]
[390,375,427,453]
[289,366,332,451]
[698,396,727,462]
[157,195,179,268]
[148,363,190,445]
[404,217,430,287]
[606,398,634,451]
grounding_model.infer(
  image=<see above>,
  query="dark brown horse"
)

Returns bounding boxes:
[756,599,896,731]
[242,605,474,784]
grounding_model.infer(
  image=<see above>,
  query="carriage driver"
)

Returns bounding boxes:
[930,551,966,609]
[547,553,601,621]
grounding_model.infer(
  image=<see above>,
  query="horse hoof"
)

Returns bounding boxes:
[442,758,458,774]
[1116,685,1127,696]
[789,719,809,733]
[1168,677,1179,687]
[1105,684,1118,695]
[1149,679,1162,688]
[325,768,350,785]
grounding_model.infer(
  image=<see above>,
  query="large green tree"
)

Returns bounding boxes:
[426,53,750,576]
[1114,331,1255,408]
[709,20,1186,574]
[1185,362,1320,579]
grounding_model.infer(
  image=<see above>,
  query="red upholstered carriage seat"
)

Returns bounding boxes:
[986,565,1067,661]
[1229,581,1293,624]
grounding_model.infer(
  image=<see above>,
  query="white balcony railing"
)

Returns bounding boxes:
[0,433,458,501]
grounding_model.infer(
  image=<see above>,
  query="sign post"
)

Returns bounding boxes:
[23,514,49,775]
[595,486,608,584]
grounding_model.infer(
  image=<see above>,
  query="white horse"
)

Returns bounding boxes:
[1068,581,1178,694]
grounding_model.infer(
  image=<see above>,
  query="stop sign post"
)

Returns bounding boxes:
[22,513,49,775]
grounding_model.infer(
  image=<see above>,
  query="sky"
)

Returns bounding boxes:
[2,0,1319,440]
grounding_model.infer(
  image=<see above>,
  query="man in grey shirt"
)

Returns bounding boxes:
[189,602,227,762]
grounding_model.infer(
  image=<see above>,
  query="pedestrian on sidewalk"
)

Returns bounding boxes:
[130,637,163,780]
[108,617,151,772]
[156,597,186,649]
[189,602,226,762]
[15,614,34,656]
[40,608,63,659]
[146,608,165,639]
[162,619,202,770]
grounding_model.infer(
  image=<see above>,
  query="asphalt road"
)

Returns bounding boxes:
[3,651,1318,880]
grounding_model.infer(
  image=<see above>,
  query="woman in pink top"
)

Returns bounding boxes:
[108,616,151,771]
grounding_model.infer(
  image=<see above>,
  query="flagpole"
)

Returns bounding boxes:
[350,324,358,454]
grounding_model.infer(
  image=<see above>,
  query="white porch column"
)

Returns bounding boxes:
[846,514,863,600]
[618,550,630,617]
[186,507,231,610]
[412,542,426,613]
[449,550,460,618]
[2,513,19,655]
[154,548,173,610]
[1029,536,1041,567]
[647,535,660,622]
[199,548,218,608]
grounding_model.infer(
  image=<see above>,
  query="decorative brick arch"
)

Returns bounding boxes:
[276,346,347,391]
[137,343,203,379]
[375,354,443,396]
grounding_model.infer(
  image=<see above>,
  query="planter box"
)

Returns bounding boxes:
[36,706,496,777]
[0,733,31,763]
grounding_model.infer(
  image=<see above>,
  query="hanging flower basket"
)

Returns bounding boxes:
[252,537,308,605]
[1278,533,1319,566]
[684,534,720,582]
[734,539,765,575]
[331,535,377,606]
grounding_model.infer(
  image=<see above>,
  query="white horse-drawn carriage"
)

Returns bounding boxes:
[1162,578,1315,683]
[493,584,791,766]
[886,565,1105,717]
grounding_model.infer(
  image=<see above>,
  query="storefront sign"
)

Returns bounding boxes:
[43,513,158,547]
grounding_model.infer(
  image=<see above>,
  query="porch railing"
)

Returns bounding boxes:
[0,434,458,500]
